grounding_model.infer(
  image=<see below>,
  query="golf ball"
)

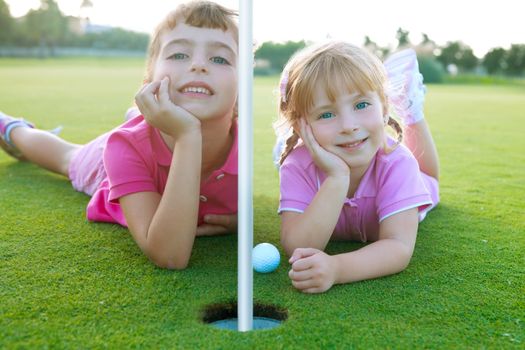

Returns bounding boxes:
[252,243,280,273]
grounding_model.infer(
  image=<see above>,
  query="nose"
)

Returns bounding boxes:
[190,57,208,74]
[340,112,359,133]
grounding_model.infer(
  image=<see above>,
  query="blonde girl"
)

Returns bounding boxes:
[276,42,439,293]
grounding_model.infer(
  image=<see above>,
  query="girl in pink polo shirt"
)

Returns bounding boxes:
[275,41,440,293]
[0,1,238,269]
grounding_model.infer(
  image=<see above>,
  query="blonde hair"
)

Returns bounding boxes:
[144,0,238,83]
[276,41,403,165]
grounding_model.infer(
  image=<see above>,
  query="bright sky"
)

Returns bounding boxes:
[5,0,524,57]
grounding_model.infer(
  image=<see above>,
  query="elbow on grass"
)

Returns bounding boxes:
[149,253,190,270]
[383,237,415,274]
[280,235,297,258]
[281,228,328,257]
[281,231,326,257]
[144,234,194,270]
[397,257,410,273]
[395,245,414,272]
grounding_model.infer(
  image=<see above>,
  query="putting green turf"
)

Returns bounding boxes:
[0,59,523,348]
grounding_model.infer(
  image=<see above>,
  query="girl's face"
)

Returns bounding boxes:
[153,23,238,122]
[305,84,386,172]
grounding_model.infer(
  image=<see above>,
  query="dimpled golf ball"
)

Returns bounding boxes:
[252,243,280,273]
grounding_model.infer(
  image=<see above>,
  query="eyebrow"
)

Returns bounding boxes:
[309,103,333,115]
[309,92,370,115]
[163,38,237,57]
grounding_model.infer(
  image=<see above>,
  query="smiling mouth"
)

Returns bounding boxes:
[180,86,212,95]
[338,138,368,149]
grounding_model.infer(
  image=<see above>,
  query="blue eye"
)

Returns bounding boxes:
[210,56,230,65]
[169,53,188,60]
[355,101,371,110]
[319,112,335,120]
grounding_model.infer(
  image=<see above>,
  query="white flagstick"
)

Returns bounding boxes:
[238,0,253,332]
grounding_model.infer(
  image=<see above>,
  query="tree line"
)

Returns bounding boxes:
[255,29,525,80]
[1,0,524,79]
[0,0,149,54]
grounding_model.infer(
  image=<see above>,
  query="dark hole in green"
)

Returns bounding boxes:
[202,301,287,330]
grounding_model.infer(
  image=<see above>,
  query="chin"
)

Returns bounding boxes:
[176,102,207,116]
[190,109,230,122]
[338,152,376,169]
[176,99,234,120]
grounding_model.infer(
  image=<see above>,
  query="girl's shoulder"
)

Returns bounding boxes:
[377,141,417,167]
[373,142,421,185]
[109,115,152,142]
[103,115,170,171]
[104,115,162,162]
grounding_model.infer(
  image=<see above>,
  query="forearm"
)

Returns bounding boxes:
[147,131,202,269]
[333,238,414,284]
[282,175,349,255]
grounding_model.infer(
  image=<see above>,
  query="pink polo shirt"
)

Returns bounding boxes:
[86,116,238,227]
[279,142,439,242]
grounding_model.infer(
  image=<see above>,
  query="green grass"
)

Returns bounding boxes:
[443,74,525,87]
[1,58,524,348]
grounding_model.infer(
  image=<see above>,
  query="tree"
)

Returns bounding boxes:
[437,41,459,67]
[363,36,380,57]
[24,0,68,55]
[0,0,14,44]
[396,27,410,48]
[255,41,306,71]
[417,56,445,83]
[483,48,506,75]
[437,41,478,72]
[421,33,433,45]
[457,47,478,71]
[504,44,525,76]
[363,36,375,47]
[416,33,437,57]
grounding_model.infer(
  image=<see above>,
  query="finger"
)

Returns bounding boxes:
[304,123,323,154]
[289,247,320,264]
[136,81,161,112]
[291,257,317,272]
[288,268,312,282]
[157,77,171,105]
[203,214,230,226]
[138,81,161,99]
[301,287,324,294]
[134,98,148,118]
[229,213,238,227]
[196,224,229,236]
[134,81,151,103]
[196,225,228,236]
[134,84,149,110]
[300,122,318,155]
[204,214,237,230]
[291,278,317,291]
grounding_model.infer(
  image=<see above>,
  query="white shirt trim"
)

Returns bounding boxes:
[379,201,433,222]
[277,207,305,214]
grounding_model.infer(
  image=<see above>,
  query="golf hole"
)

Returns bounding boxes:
[203,301,287,330]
